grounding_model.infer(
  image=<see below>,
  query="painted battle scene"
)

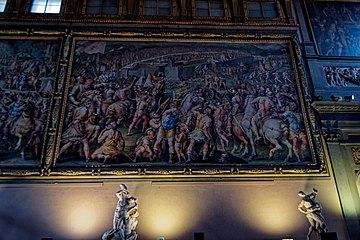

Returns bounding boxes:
[0,39,60,165]
[307,1,360,57]
[58,40,313,166]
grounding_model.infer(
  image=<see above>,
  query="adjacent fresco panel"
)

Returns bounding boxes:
[307,1,360,57]
[0,38,61,166]
[55,38,317,172]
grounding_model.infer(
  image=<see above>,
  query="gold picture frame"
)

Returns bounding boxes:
[0,31,329,178]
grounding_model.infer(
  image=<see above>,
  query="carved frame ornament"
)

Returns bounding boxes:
[352,146,360,165]
[0,30,329,179]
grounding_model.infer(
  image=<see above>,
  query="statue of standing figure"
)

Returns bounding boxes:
[103,184,139,240]
[298,188,328,240]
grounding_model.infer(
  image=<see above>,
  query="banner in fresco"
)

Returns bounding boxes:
[0,38,60,166]
[57,40,313,167]
[307,1,360,57]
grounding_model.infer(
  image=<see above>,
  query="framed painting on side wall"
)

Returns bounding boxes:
[306,0,360,57]
[50,36,327,177]
[0,36,61,171]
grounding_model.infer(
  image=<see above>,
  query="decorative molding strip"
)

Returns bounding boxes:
[312,101,360,114]
[36,167,325,177]
[0,17,298,27]
[0,170,40,177]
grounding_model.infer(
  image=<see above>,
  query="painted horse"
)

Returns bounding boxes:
[10,102,36,151]
[240,95,293,161]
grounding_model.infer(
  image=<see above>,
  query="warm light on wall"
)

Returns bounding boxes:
[67,202,98,236]
[139,186,204,239]
[30,182,344,239]
[142,200,196,237]
[229,186,304,236]
[251,203,300,235]
[48,186,106,239]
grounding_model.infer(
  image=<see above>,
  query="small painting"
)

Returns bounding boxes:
[324,66,360,87]
[307,1,360,57]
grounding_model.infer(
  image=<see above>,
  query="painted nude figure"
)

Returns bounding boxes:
[298,188,328,240]
[127,95,152,135]
[59,120,91,161]
[133,128,156,162]
[174,123,188,163]
[91,122,125,164]
[186,106,214,163]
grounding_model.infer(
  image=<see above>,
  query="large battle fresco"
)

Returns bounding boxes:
[56,39,313,167]
[0,38,60,166]
[307,1,360,57]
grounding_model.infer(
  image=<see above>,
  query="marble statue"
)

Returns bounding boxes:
[103,184,139,240]
[298,188,328,240]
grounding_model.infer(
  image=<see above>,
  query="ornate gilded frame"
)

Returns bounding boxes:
[0,32,64,177]
[0,31,329,179]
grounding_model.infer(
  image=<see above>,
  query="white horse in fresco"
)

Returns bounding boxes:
[260,117,292,161]
[239,95,293,161]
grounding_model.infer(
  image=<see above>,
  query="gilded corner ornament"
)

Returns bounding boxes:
[351,146,360,164]
[321,121,342,142]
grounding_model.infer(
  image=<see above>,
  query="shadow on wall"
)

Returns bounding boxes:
[0,210,42,240]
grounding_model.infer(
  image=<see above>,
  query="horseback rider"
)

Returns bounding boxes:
[250,90,276,142]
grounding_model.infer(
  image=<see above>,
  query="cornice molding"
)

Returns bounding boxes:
[311,101,360,114]
[0,17,298,27]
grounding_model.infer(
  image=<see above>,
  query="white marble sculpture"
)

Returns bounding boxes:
[103,184,139,240]
[298,188,328,240]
